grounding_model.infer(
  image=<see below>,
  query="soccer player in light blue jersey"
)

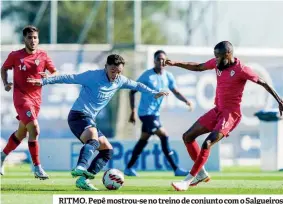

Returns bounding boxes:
[27,54,168,190]
[124,50,193,177]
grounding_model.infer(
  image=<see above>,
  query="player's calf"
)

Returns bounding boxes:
[88,149,113,175]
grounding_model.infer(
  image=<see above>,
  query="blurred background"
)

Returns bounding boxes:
[1,0,283,171]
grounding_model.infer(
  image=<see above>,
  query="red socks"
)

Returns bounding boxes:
[185,140,200,161]
[28,141,40,166]
[3,132,21,155]
[190,149,210,176]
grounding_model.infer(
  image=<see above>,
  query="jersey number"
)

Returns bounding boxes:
[18,65,26,71]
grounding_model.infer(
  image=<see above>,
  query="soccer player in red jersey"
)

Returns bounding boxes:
[1,25,58,179]
[165,41,283,191]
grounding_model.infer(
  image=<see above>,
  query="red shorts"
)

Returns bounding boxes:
[15,104,40,125]
[198,107,241,136]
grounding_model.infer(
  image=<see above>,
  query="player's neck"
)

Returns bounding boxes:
[153,67,163,75]
[25,47,37,54]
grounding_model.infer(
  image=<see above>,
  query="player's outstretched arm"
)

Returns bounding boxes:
[121,78,169,98]
[257,78,283,116]
[27,71,90,86]
[171,88,193,111]
[165,60,207,72]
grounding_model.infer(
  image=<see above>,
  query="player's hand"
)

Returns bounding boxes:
[128,111,136,124]
[279,99,283,117]
[4,82,13,92]
[39,72,48,78]
[165,60,176,66]
[154,91,169,99]
[186,101,194,112]
[27,78,43,86]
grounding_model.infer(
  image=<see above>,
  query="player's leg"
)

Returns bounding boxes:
[155,127,189,176]
[68,110,100,180]
[26,119,49,179]
[124,115,152,176]
[172,110,241,191]
[172,131,223,191]
[124,131,151,176]
[16,104,48,179]
[182,108,218,181]
[71,127,100,179]
[1,121,27,175]
[77,132,113,190]
[87,132,113,175]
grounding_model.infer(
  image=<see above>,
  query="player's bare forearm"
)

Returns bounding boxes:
[257,78,282,104]
[129,90,137,112]
[173,89,188,103]
[166,60,206,72]
[1,68,9,85]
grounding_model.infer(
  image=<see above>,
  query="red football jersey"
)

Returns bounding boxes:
[204,58,259,112]
[2,48,56,106]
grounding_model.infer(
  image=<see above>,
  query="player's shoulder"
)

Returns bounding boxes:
[234,58,247,71]
[164,70,174,78]
[84,69,102,76]
[8,49,24,57]
[36,49,49,56]
[140,68,153,77]
[118,74,128,81]
[205,58,216,63]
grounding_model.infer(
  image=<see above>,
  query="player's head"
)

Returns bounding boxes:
[23,25,39,52]
[105,54,125,82]
[154,50,167,71]
[214,41,235,71]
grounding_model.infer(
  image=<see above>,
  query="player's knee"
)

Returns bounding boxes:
[202,140,212,149]
[140,134,150,141]
[182,132,193,143]
[27,123,40,137]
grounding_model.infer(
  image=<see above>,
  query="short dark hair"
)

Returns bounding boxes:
[214,41,233,54]
[22,25,39,37]
[107,54,125,66]
[154,50,166,59]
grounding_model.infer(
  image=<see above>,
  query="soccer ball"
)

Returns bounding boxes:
[102,169,124,190]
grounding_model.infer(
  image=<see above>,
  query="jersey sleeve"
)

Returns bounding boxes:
[45,54,56,73]
[42,71,91,86]
[240,66,259,83]
[137,71,147,84]
[203,58,216,70]
[2,52,15,70]
[167,72,177,91]
[120,76,158,95]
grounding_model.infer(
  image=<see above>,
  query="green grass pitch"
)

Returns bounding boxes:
[1,164,283,204]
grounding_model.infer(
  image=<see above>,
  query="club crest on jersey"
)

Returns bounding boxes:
[26,111,32,118]
[35,59,40,66]
[230,70,235,77]
[216,69,222,76]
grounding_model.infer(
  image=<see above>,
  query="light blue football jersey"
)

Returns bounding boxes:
[43,69,158,119]
[137,68,176,116]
